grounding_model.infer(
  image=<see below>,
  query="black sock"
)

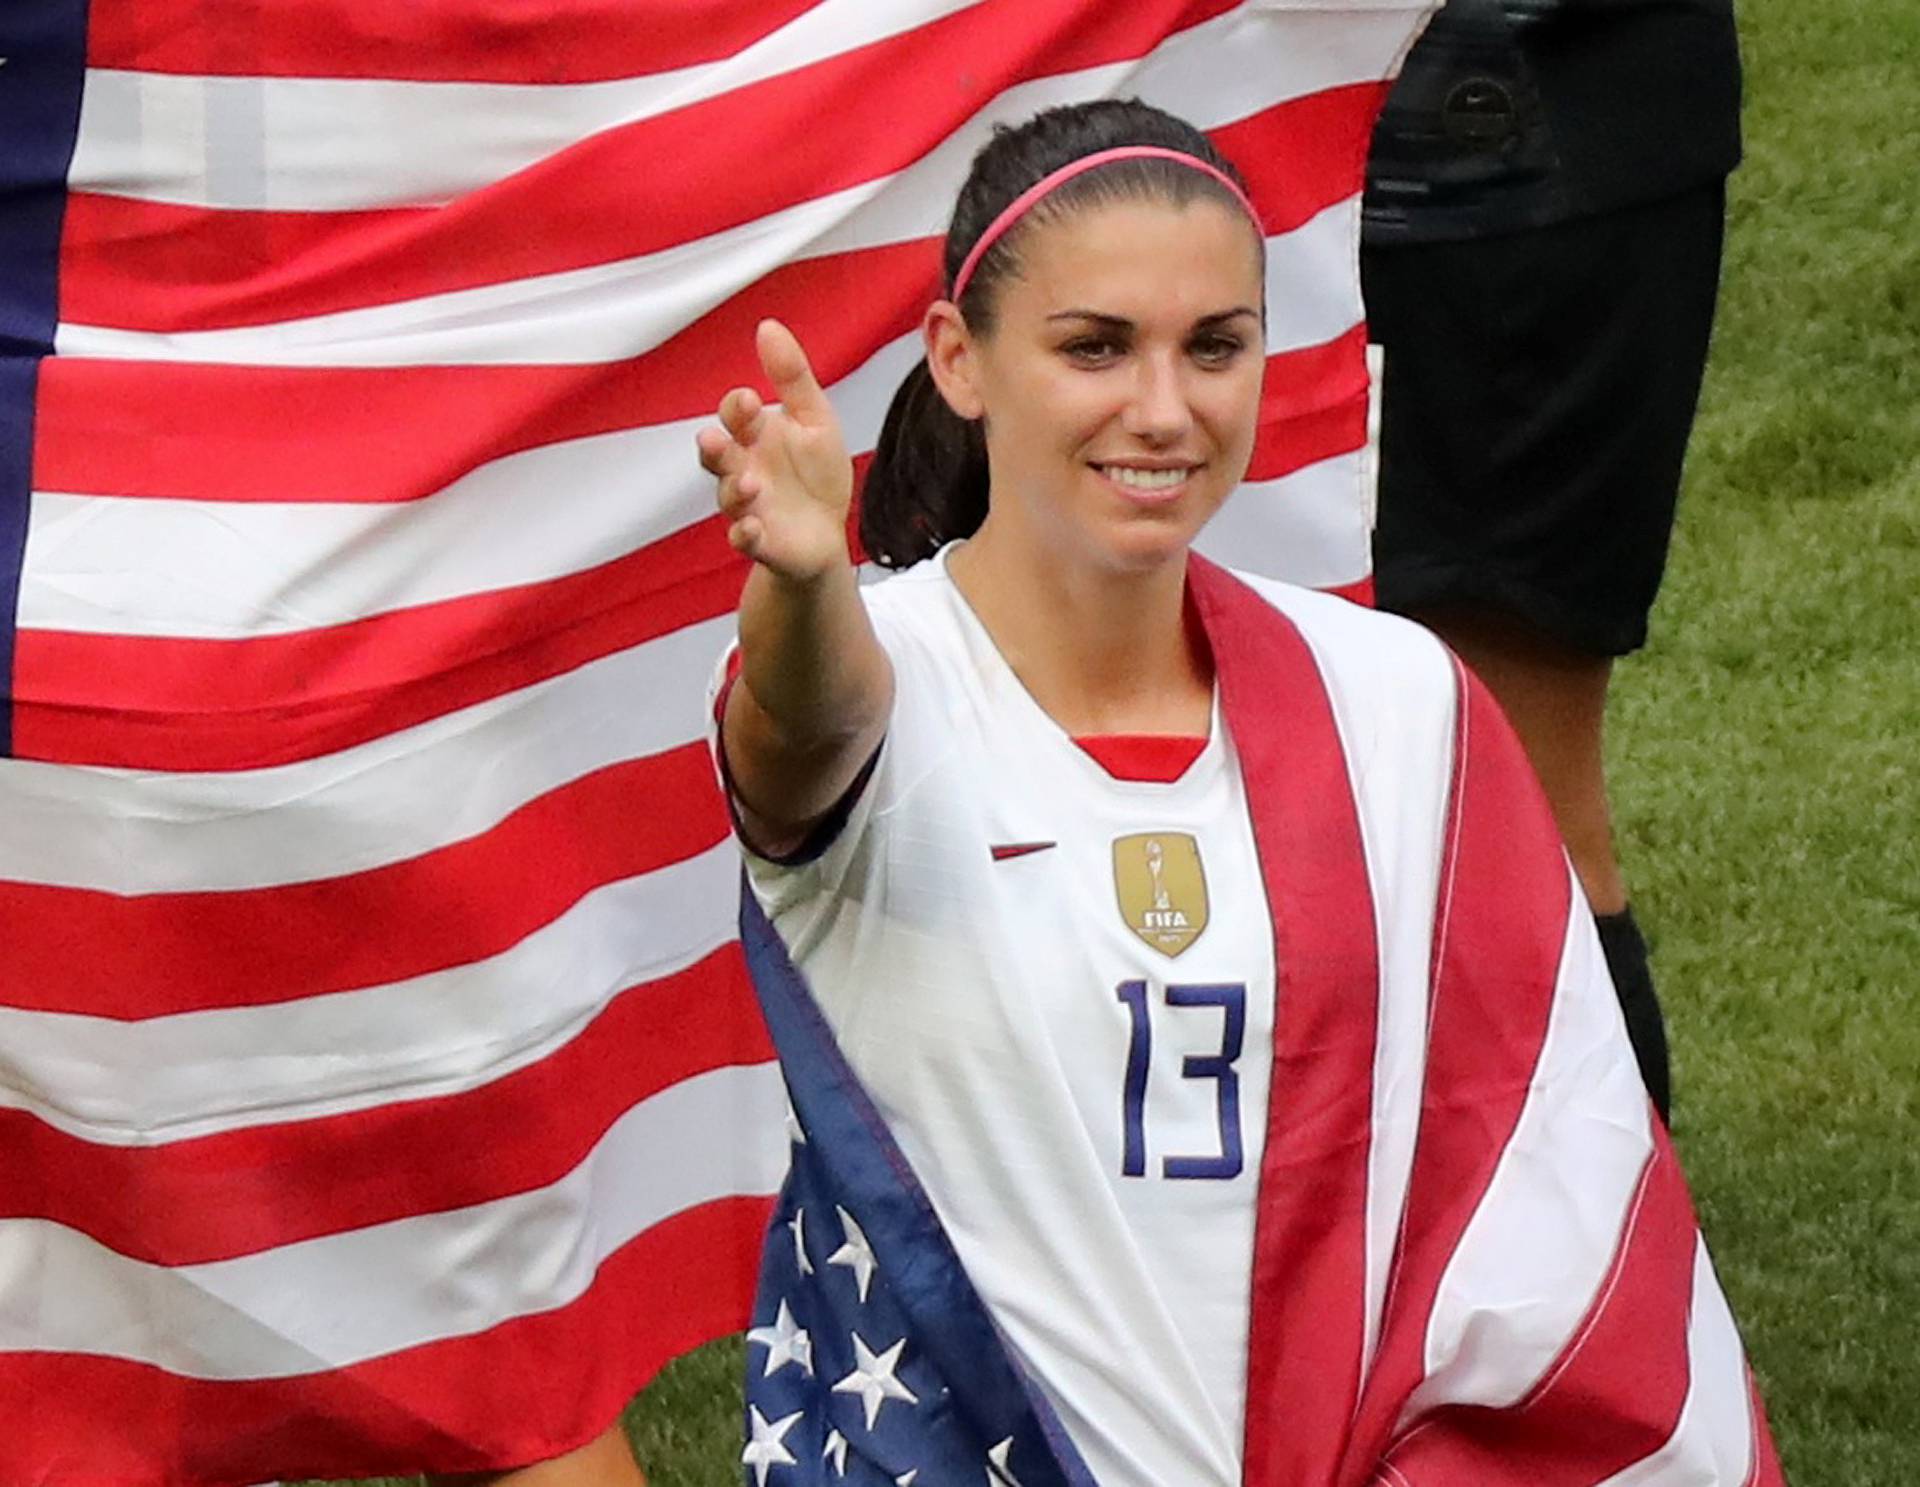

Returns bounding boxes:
[1595,906,1672,1126]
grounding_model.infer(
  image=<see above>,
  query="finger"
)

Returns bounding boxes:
[727,514,764,558]
[718,386,765,443]
[695,426,741,478]
[718,467,764,510]
[756,319,834,428]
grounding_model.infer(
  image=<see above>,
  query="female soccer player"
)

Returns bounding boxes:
[699,101,1781,1487]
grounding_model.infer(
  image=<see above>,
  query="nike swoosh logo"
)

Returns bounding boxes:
[990,842,1056,862]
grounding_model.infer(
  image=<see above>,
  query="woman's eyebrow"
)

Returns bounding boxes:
[1044,306,1260,328]
[1046,310,1132,328]
[1194,307,1262,327]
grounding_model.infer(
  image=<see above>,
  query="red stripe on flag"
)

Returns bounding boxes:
[61,0,1243,330]
[0,744,726,1017]
[11,519,746,769]
[1189,560,1381,1486]
[2,947,768,1263]
[1247,389,1367,483]
[37,242,937,502]
[1247,325,1371,482]
[1261,324,1370,422]
[1215,82,1388,236]
[36,316,1359,516]
[87,0,826,81]
[0,1193,775,1487]
[1339,664,1574,1477]
[1378,1148,1692,1482]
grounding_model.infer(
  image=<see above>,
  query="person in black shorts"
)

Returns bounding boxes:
[1362,0,1744,1122]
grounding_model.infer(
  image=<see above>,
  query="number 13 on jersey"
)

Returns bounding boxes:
[1115,980,1246,1180]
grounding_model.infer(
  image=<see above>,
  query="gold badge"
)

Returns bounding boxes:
[1112,833,1209,957]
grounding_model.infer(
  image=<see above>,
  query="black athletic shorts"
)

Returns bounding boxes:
[1360,183,1728,657]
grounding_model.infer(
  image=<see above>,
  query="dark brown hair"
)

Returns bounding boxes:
[859,99,1258,569]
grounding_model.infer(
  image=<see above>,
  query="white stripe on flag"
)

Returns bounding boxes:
[1408,877,1656,1416]
[0,617,732,892]
[1260,199,1365,356]
[56,178,890,365]
[21,326,919,636]
[1194,449,1374,591]
[66,2,1420,216]
[1329,613,1456,1378]
[67,0,981,210]
[0,844,740,1143]
[56,70,1359,368]
[0,1062,788,1377]
[28,395,1366,648]
[1596,1239,1758,1486]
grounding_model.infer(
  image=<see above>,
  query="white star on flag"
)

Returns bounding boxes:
[896,1473,919,1486]
[784,1087,808,1146]
[747,1299,813,1379]
[987,1437,1026,1486]
[789,1206,814,1276]
[822,1428,849,1475]
[832,1332,918,1430]
[742,1406,802,1487]
[828,1205,878,1302]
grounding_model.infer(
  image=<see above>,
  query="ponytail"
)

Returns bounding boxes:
[859,358,989,570]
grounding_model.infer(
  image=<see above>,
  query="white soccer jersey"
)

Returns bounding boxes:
[721,548,1789,1487]
[727,548,1281,1487]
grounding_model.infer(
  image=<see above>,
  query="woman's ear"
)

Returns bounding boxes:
[923,300,986,421]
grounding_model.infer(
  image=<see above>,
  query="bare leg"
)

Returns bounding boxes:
[426,1423,646,1487]
[1415,603,1625,914]
[1415,602,1670,1122]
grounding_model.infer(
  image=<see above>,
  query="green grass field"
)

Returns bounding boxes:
[311,1,1919,1481]
[1603,1,1920,1478]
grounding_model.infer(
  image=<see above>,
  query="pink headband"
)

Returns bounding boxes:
[949,145,1261,303]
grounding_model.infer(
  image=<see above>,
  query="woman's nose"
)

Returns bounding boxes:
[1121,354,1193,443]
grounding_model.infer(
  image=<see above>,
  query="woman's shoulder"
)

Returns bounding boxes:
[855,550,975,658]
[1221,571,1463,806]
[1226,569,1455,695]
[857,553,950,611]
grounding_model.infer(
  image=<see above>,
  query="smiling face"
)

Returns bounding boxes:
[927,194,1266,577]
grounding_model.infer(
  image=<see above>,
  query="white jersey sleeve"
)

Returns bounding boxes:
[705,564,963,1018]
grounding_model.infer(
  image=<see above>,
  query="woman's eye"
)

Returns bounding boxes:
[1190,334,1246,366]
[1061,337,1122,365]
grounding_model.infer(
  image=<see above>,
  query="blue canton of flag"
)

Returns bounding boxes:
[740,892,1096,1487]
[0,0,85,758]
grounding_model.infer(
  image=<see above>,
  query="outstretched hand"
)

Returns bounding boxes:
[697,319,854,584]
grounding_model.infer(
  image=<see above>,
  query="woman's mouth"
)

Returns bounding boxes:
[1093,463,1202,500]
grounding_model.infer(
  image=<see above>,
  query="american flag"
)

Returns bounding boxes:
[1,1,1428,1482]
[737,558,1788,1487]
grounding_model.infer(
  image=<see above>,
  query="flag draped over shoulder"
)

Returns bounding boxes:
[0,1,1431,1483]
[741,558,1787,1486]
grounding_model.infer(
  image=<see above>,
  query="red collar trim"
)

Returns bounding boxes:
[1071,733,1208,783]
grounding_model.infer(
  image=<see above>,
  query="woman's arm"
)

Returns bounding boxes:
[697,319,893,856]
